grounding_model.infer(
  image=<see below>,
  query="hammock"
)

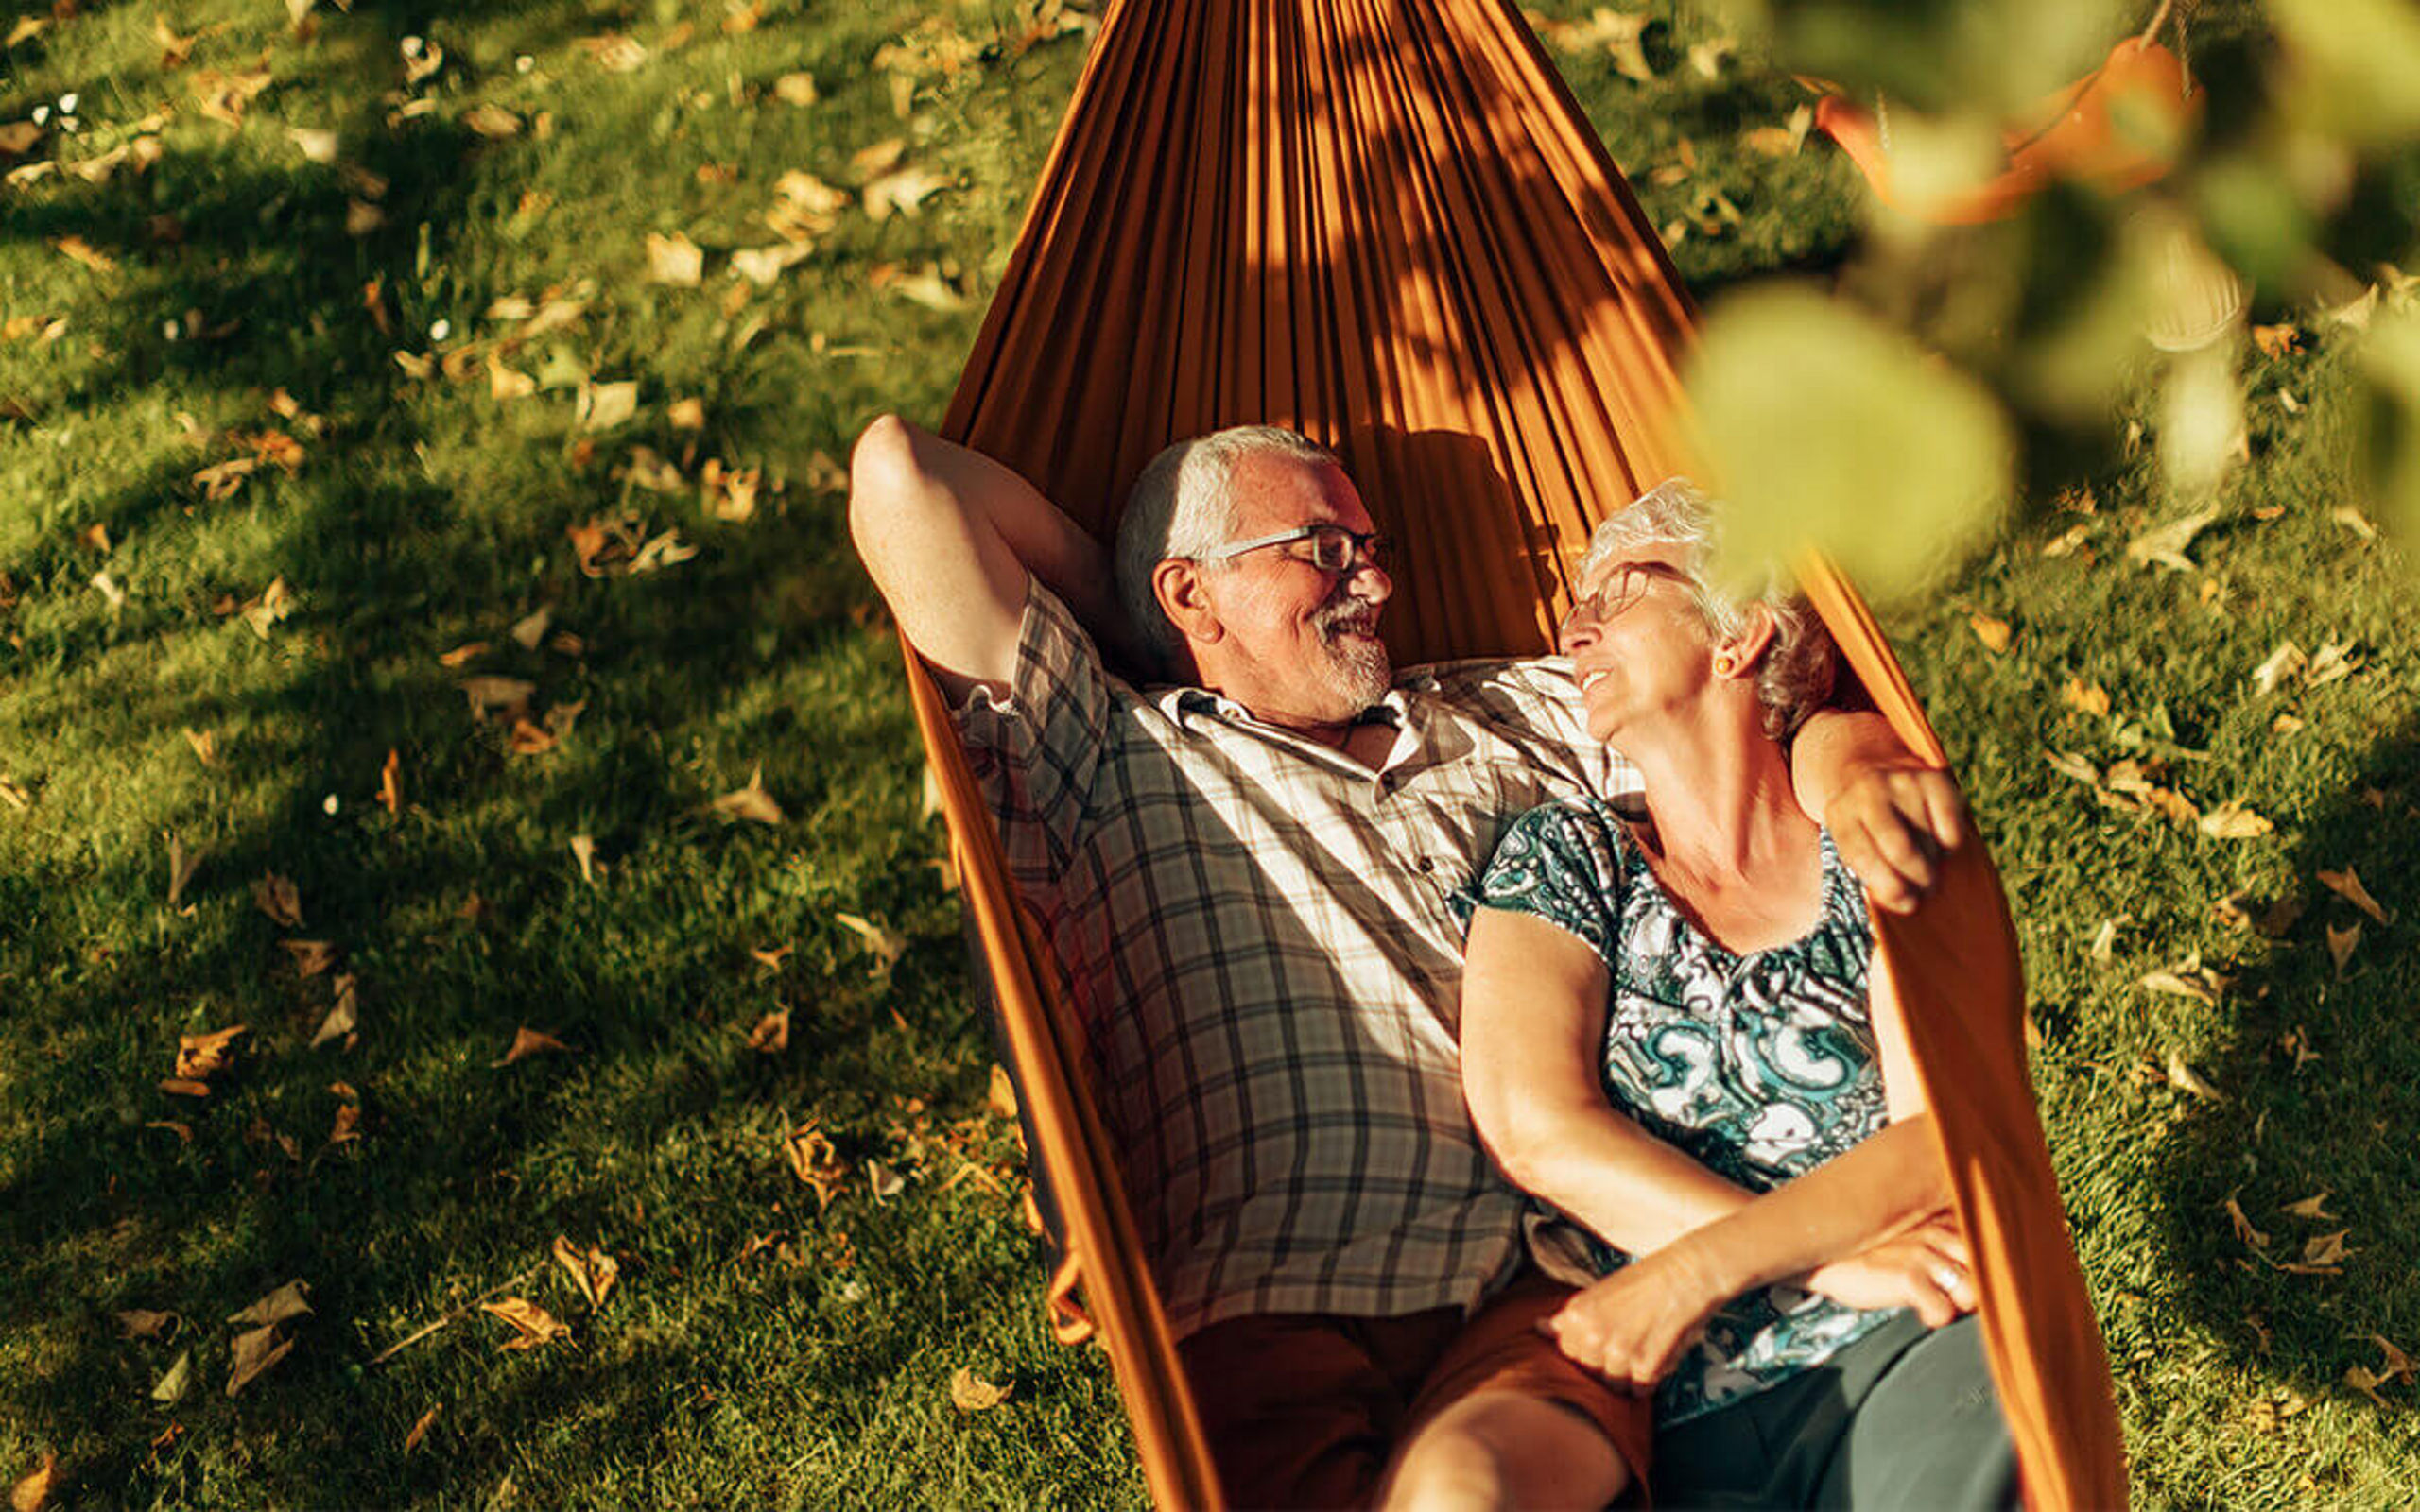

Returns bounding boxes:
[902,0,2128,1504]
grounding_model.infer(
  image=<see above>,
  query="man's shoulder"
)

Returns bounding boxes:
[1398,653,1571,700]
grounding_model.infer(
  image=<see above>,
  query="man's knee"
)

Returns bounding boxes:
[1380,1392,1631,1512]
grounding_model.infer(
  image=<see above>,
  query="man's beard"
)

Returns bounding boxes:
[1312,592,1392,712]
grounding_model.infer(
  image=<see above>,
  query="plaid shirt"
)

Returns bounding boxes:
[956,583,1640,1337]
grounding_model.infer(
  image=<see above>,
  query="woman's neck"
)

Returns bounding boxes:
[1618,703,1821,944]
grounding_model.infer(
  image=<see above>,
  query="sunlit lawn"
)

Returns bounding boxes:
[1,1,2414,1506]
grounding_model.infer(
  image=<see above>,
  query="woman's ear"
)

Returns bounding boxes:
[1716,604,1777,680]
[1153,558,1223,646]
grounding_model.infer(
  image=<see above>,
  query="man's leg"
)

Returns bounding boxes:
[1816,1313,2017,1510]
[1379,1276,1648,1512]
[1179,1307,1461,1510]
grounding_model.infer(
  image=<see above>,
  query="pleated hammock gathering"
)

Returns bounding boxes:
[901,0,2129,1505]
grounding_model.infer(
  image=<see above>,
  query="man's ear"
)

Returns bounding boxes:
[1153,558,1224,647]
[1718,604,1778,679]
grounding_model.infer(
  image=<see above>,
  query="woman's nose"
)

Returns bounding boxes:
[1558,607,1597,655]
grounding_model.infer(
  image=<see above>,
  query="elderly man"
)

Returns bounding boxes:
[848,415,1962,1509]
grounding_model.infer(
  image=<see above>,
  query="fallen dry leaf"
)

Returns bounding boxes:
[462,103,522,138]
[576,380,639,431]
[551,1236,619,1309]
[228,1280,312,1329]
[646,232,704,286]
[175,1024,248,1082]
[750,944,791,972]
[988,1064,1019,1122]
[773,72,819,105]
[868,1160,905,1201]
[253,873,303,927]
[310,974,359,1049]
[2303,1228,2352,1267]
[403,1406,438,1453]
[2252,323,2302,358]
[2306,639,2360,687]
[2061,679,2110,718]
[116,1309,180,1341]
[378,748,402,815]
[950,1366,1011,1413]
[226,1325,295,1397]
[2327,922,2360,976]
[2375,1336,2415,1385]
[2126,507,2221,572]
[278,939,339,977]
[159,1078,212,1098]
[2252,640,2307,695]
[732,243,811,286]
[151,1349,194,1404]
[2318,867,2392,924]
[2344,1363,2392,1408]
[712,767,786,825]
[570,834,598,886]
[629,529,698,573]
[438,642,489,668]
[785,1122,847,1209]
[2283,1192,2337,1221]
[50,235,117,275]
[2330,506,2379,541]
[2197,800,2273,840]
[509,607,552,650]
[2225,1194,2268,1249]
[458,676,536,720]
[498,1027,570,1065]
[579,32,648,72]
[166,836,203,909]
[745,1009,790,1054]
[11,1454,57,1512]
[1966,612,2012,654]
[862,164,952,222]
[2165,1051,2223,1102]
[193,456,259,500]
[290,126,338,163]
[2139,955,2225,1006]
[480,1296,567,1350]
[834,911,907,974]
[329,1103,361,1144]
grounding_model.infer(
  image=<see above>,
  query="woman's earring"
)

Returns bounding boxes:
[1713,653,1737,676]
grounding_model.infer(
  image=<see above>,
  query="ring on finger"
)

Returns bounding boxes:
[1931,1263,1965,1295]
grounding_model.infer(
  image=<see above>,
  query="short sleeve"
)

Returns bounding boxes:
[1470,800,1629,966]
[949,580,1114,885]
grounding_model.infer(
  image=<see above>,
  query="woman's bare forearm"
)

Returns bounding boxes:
[1662,1116,1952,1297]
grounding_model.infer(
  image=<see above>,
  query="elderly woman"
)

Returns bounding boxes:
[1380,481,2016,1511]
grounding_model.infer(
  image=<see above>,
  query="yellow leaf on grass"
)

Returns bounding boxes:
[861,165,952,222]
[2318,867,2393,924]
[2303,1228,2352,1267]
[117,1308,179,1340]
[498,1027,570,1065]
[551,1235,620,1309]
[2139,956,2224,1005]
[175,1024,247,1081]
[166,836,203,908]
[2375,1335,2415,1385]
[378,748,402,815]
[988,1064,1019,1122]
[2126,507,2222,572]
[329,1103,361,1144]
[2344,1363,2393,1407]
[2198,799,2274,840]
[462,103,522,138]
[1966,612,2012,654]
[712,767,786,825]
[2061,679,2110,717]
[151,1349,194,1404]
[403,1406,439,1453]
[458,676,536,720]
[50,235,118,274]
[159,1078,212,1098]
[949,1366,1011,1413]
[2283,1192,2337,1220]
[834,912,906,971]
[570,834,598,886]
[480,1296,567,1350]
[251,866,301,923]
[773,72,819,105]
[226,1325,295,1397]
[745,1009,790,1054]
[11,1453,57,1512]
[576,380,639,431]
[438,642,490,667]
[646,232,704,286]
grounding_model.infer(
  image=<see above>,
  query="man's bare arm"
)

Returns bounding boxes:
[1789,710,1969,913]
[847,415,1138,697]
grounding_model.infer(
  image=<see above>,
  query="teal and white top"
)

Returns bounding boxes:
[1467,795,1901,1426]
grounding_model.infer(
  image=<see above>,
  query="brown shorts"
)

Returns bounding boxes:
[1177,1274,1651,1510]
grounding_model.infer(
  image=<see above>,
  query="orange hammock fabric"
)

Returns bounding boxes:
[903,0,2128,1505]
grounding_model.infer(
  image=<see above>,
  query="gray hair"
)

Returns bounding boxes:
[1115,425,1340,668]
[1579,478,1836,740]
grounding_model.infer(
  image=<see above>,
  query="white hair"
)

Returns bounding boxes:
[1580,477,1836,739]
[1115,426,1339,668]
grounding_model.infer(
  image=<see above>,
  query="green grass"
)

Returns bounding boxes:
[1,0,2415,1506]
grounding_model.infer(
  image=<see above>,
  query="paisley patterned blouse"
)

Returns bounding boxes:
[1468,795,1900,1426]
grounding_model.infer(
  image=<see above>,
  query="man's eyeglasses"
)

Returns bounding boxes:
[1563,559,1689,628]
[1201,524,1393,575]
